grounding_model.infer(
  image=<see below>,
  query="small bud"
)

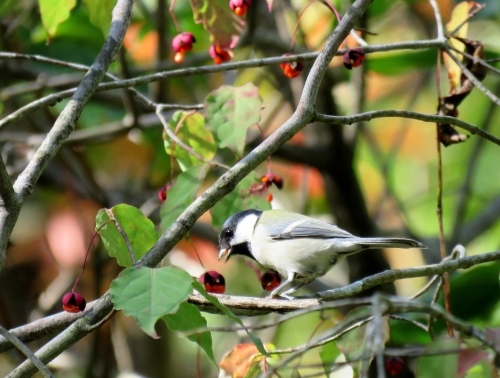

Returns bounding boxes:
[199,271,226,294]
[342,48,365,70]
[266,193,273,202]
[209,45,232,64]
[260,271,281,291]
[62,292,86,313]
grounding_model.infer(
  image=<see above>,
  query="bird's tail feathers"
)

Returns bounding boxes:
[357,237,426,250]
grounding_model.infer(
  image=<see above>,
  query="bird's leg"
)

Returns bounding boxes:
[279,278,314,299]
[266,272,296,299]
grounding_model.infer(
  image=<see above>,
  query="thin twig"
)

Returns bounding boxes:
[428,0,445,40]
[0,325,53,377]
[435,111,453,337]
[315,110,500,146]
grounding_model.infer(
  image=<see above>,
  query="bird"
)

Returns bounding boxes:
[218,209,426,299]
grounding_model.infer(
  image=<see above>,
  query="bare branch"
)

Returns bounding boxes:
[0,39,446,129]
[0,325,53,377]
[428,0,445,40]
[315,110,500,146]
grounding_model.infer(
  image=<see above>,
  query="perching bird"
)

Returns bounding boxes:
[218,209,426,299]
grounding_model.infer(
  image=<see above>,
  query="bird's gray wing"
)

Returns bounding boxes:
[267,218,354,240]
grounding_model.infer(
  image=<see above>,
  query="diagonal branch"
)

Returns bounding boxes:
[0,156,17,210]
[0,326,53,377]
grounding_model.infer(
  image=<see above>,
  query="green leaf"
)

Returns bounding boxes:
[192,280,268,356]
[160,164,210,232]
[205,83,262,156]
[96,204,159,267]
[189,0,243,46]
[210,174,271,229]
[416,338,459,378]
[163,111,217,171]
[110,267,193,336]
[163,302,216,365]
[81,0,115,36]
[38,0,77,39]
[319,341,341,377]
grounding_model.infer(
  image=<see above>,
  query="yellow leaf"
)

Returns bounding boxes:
[444,1,478,91]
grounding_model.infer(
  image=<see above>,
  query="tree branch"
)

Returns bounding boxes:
[0,325,53,377]
[0,39,446,130]
[315,110,500,146]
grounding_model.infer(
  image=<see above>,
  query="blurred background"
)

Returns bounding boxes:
[1,0,500,376]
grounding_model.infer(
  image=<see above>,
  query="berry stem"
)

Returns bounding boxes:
[187,237,205,269]
[169,0,181,33]
[72,219,113,292]
[291,0,318,52]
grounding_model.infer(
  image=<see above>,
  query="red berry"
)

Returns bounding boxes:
[260,271,281,291]
[199,271,226,294]
[229,0,251,16]
[342,48,365,70]
[209,45,232,64]
[266,193,273,202]
[385,357,404,375]
[158,186,167,202]
[62,292,86,313]
[172,32,196,63]
[280,55,304,78]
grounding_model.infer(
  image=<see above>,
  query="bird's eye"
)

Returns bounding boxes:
[224,229,234,238]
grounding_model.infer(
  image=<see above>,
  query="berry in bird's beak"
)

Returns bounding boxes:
[218,248,230,261]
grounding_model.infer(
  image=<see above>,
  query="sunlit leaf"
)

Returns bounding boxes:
[160,164,210,232]
[189,0,244,46]
[96,204,159,267]
[444,2,477,90]
[82,0,116,36]
[163,111,216,171]
[162,302,216,365]
[320,341,341,377]
[110,267,193,337]
[205,83,263,156]
[38,0,77,39]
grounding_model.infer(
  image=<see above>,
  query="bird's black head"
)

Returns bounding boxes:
[218,209,262,261]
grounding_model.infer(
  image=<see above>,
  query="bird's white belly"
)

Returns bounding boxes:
[251,237,342,279]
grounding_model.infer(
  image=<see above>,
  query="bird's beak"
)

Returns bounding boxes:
[219,248,230,261]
